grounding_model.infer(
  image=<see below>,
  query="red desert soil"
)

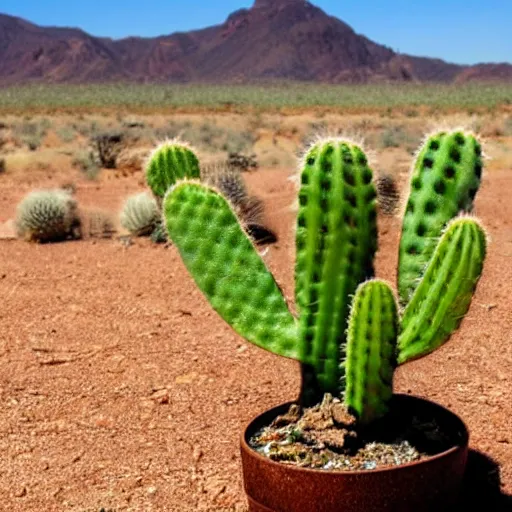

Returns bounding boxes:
[0,168,511,511]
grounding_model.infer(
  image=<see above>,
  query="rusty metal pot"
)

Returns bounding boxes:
[241,393,468,512]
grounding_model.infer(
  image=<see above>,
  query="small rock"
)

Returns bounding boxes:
[147,486,157,496]
[271,404,301,427]
[14,486,27,498]
[94,415,114,428]
[175,372,198,384]
[331,402,356,427]
[193,446,203,462]
[151,389,170,404]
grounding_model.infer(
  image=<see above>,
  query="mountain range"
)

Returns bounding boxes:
[1,0,511,85]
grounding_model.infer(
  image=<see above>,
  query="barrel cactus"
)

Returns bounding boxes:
[151,130,488,425]
[145,139,200,204]
[15,189,82,242]
[202,162,265,228]
[375,173,400,215]
[120,192,159,236]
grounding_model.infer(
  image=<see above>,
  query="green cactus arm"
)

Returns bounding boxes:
[163,181,300,360]
[294,138,378,395]
[146,140,201,199]
[344,279,398,425]
[398,130,483,305]
[397,216,487,364]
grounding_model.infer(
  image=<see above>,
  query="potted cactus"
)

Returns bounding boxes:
[146,131,486,511]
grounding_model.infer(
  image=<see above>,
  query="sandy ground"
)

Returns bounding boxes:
[0,121,511,510]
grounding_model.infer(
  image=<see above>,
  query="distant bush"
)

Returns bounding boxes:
[85,209,117,239]
[13,119,51,151]
[72,150,100,180]
[227,152,258,172]
[94,131,124,169]
[56,125,76,143]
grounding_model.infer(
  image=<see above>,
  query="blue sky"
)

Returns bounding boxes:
[2,0,511,65]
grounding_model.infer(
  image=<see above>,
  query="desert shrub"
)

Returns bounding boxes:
[150,221,168,244]
[202,162,265,228]
[404,108,419,118]
[15,189,82,242]
[56,125,76,143]
[376,173,400,215]
[122,118,145,129]
[380,126,402,148]
[154,120,254,154]
[85,209,117,239]
[227,152,258,172]
[94,131,124,169]
[221,130,256,154]
[378,125,419,153]
[120,192,160,236]
[13,119,50,151]
[74,120,99,138]
[72,150,100,180]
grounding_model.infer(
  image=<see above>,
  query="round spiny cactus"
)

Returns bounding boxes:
[376,173,400,215]
[146,139,200,201]
[120,192,159,237]
[202,162,264,226]
[15,189,81,243]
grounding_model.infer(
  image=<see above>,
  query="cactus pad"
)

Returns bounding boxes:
[398,130,483,305]
[146,141,200,199]
[163,181,299,359]
[344,280,398,424]
[398,217,487,364]
[295,138,378,393]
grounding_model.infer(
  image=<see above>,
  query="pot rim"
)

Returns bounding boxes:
[240,393,469,476]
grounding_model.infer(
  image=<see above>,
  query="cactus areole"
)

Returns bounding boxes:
[147,132,487,509]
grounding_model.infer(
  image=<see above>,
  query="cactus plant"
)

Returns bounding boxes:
[15,189,82,242]
[150,129,487,426]
[120,192,159,237]
[146,139,200,201]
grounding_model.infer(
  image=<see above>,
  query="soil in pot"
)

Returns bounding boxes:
[249,393,455,471]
